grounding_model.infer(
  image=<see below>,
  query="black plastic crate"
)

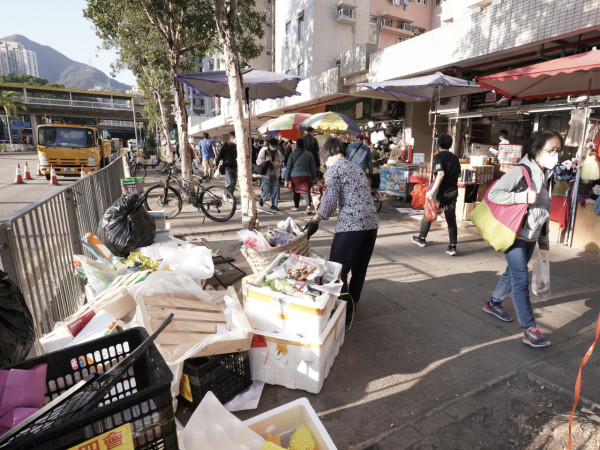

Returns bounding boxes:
[179,351,251,408]
[0,328,176,450]
[212,256,247,287]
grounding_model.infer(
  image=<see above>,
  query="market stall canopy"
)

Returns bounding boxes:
[299,112,361,133]
[258,113,310,141]
[358,72,484,101]
[176,69,300,100]
[475,49,600,100]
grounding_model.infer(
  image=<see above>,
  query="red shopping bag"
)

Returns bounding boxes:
[424,199,439,222]
[411,183,428,209]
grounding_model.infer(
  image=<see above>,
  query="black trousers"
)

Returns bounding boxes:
[329,228,378,306]
[419,198,458,245]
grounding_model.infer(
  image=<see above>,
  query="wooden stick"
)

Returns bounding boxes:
[150,320,218,333]
[146,305,226,323]
[143,296,222,311]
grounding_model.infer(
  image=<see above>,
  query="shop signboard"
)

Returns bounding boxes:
[380,166,410,197]
[10,121,30,128]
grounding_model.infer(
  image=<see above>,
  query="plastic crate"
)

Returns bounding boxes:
[0,328,176,450]
[179,351,252,408]
[212,256,247,287]
[120,177,144,195]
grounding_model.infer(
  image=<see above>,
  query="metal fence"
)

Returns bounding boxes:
[0,157,125,353]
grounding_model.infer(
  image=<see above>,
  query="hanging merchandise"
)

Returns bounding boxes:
[580,145,600,181]
[565,109,588,147]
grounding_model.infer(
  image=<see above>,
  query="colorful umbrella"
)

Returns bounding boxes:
[258,113,311,141]
[299,112,361,133]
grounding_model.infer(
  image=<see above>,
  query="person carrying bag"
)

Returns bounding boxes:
[476,130,560,348]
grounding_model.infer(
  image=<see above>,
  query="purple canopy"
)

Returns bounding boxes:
[358,72,482,101]
[177,68,300,100]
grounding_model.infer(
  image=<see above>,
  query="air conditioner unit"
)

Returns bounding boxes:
[398,23,412,31]
[380,18,392,27]
[339,8,352,18]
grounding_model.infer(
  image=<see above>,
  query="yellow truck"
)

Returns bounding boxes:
[37,123,112,179]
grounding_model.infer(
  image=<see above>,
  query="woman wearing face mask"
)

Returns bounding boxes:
[482,130,562,348]
[303,138,379,323]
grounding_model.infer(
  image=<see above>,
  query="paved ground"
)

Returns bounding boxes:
[152,168,600,448]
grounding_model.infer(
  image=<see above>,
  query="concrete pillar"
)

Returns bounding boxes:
[30,115,38,145]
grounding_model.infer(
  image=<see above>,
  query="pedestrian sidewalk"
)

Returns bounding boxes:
[165,171,600,448]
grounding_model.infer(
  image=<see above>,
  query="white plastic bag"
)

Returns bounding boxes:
[531,249,551,301]
[158,245,214,280]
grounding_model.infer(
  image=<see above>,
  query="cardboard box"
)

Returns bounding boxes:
[244,397,337,450]
[249,300,346,394]
[242,254,343,338]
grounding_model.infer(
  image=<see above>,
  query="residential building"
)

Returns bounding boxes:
[195,0,600,161]
[0,41,39,77]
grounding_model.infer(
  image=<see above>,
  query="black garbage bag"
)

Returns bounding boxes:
[0,270,35,367]
[97,194,156,257]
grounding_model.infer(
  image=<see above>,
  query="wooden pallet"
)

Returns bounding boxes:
[141,287,253,354]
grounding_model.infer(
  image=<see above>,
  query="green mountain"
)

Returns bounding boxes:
[0,34,131,92]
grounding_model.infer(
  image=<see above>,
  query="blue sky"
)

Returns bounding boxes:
[0,0,136,85]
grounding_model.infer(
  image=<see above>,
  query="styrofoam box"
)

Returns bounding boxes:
[249,300,346,394]
[242,253,343,338]
[244,397,337,450]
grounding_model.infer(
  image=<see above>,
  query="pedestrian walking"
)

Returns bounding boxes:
[286,138,316,214]
[346,134,373,177]
[412,133,460,256]
[303,137,379,323]
[283,139,293,166]
[256,138,283,211]
[483,130,560,348]
[199,132,216,177]
[299,126,321,174]
[214,131,238,194]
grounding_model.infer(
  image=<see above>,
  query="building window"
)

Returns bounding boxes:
[435,0,445,5]
[380,18,392,28]
[297,11,305,41]
[369,16,378,43]
[412,0,427,4]
[398,37,408,43]
[285,21,290,47]
[338,8,352,18]
[297,62,304,80]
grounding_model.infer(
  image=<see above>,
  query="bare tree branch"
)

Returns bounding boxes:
[139,0,170,42]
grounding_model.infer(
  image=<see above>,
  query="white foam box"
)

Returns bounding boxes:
[244,397,337,449]
[249,300,346,394]
[242,253,343,338]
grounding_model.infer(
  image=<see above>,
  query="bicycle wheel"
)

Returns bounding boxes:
[143,184,183,218]
[136,163,147,178]
[199,186,237,222]
[371,190,383,213]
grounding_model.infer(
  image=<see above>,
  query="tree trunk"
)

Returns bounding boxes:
[214,0,259,230]
[169,55,192,189]
[155,90,172,163]
[3,108,13,146]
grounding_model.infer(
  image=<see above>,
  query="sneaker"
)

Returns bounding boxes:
[411,236,426,248]
[271,205,279,212]
[446,246,457,256]
[483,301,513,322]
[523,327,551,348]
[258,198,264,207]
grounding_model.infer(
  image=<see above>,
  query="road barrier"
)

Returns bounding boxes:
[0,157,125,353]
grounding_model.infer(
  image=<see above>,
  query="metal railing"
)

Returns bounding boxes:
[0,157,125,353]
[13,95,133,111]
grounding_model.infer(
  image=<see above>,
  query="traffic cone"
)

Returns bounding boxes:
[80,165,86,178]
[36,163,43,176]
[49,165,59,185]
[24,162,33,180]
[14,163,25,184]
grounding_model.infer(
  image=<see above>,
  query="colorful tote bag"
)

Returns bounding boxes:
[468,165,532,253]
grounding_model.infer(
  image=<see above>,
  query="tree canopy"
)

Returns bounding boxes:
[0,74,64,88]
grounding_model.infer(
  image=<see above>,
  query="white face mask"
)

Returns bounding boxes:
[231,138,236,144]
[326,158,333,168]
[539,153,558,169]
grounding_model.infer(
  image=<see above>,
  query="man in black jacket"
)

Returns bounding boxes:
[299,127,321,172]
[215,131,238,193]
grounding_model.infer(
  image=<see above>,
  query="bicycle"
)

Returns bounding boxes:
[371,189,383,213]
[126,149,146,178]
[143,162,236,221]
